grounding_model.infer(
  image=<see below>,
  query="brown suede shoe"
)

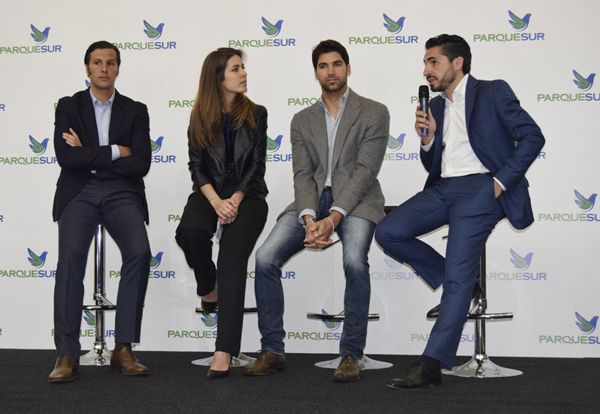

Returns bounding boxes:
[48,355,79,383]
[244,351,285,376]
[110,346,149,376]
[333,355,361,382]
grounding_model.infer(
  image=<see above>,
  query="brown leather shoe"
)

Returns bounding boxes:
[244,351,285,376]
[48,355,79,383]
[110,346,149,376]
[333,355,361,382]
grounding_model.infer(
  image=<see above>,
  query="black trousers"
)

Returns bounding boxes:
[175,192,267,356]
[54,178,150,358]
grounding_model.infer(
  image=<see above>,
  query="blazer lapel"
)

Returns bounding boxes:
[80,90,99,148]
[308,104,329,171]
[108,90,124,145]
[465,75,478,132]
[331,89,361,171]
[431,97,445,173]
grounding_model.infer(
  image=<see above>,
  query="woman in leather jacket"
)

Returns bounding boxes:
[175,47,268,378]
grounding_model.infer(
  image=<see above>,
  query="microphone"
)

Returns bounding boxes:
[418,85,429,138]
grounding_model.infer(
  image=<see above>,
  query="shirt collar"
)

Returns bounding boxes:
[89,88,115,107]
[442,74,469,102]
[319,86,350,112]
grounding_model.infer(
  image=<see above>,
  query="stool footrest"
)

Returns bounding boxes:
[307,312,380,321]
[83,304,116,311]
[466,312,513,320]
[194,307,257,314]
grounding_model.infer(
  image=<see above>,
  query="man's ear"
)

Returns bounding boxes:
[453,56,464,72]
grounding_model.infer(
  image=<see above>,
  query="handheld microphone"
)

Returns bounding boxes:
[418,85,430,138]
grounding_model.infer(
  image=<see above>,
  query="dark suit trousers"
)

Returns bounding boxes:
[375,173,504,368]
[175,192,267,356]
[54,177,150,358]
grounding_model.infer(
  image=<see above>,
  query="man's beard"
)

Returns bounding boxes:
[320,77,347,93]
[430,70,456,92]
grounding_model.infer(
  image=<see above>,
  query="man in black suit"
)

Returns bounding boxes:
[48,41,152,383]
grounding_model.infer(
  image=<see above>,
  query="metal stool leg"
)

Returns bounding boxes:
[443,246,522,378]
[307,311,393,370]
[190,307,258,367]
[80,225,116,366]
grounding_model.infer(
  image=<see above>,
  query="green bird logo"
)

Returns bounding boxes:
[27,248,47,268]
[508,10,531,31]
[261,17,283,37]
[29,135,49,155]
[143,20,164,40]
[30,24,50,43]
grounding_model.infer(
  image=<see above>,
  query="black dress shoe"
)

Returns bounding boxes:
[207,367,230,379]
[426,281,482,318]
[201,299,218,314]
[387,362,442,389]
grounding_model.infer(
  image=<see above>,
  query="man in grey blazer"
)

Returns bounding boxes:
[245,40,389,382]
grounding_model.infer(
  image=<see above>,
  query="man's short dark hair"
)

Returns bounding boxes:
[425,34,471,74]
[84,41,121,66]
[311,39,349,69]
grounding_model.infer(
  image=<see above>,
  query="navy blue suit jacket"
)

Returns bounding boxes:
[420,76,545,229]
[52,89,151,222]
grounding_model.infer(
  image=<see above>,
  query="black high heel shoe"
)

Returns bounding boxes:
[201,299,218,314]
[207,355,232,379]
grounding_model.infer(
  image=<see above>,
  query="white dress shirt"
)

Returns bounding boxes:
[422,74,506,189]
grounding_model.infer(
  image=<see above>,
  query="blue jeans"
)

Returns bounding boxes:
[255,190,375,359]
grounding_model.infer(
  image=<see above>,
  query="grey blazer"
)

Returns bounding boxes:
[283,89,390,224]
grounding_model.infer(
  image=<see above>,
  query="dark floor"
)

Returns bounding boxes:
[0,350,599,413]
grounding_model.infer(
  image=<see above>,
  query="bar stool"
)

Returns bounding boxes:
[80,224,116,366]
[430,244,522,378]
[190,307,258,367]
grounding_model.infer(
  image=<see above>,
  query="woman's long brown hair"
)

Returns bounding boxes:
[189,48,256,150]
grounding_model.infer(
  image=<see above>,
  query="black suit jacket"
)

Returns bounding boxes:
[52,89,151,222]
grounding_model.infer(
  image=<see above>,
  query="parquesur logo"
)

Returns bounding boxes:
[112,20,176,52]
[538,189,599,223]
[474,10,545,43]
[228,17,296,48]
[0,134,57,166]
[488,249,547,282]
[0,24,62,55]
[349,13,418,46]
[0,247,56,279]
[537,70,599,103]
[539,311,600,345]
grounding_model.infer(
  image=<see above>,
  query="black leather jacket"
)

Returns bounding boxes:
[187,105,268,199]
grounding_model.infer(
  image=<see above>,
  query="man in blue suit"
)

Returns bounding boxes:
[48,41,152,383]
[375,34,544,388]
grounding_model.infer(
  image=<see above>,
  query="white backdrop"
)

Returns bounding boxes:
[1,0,599,359]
